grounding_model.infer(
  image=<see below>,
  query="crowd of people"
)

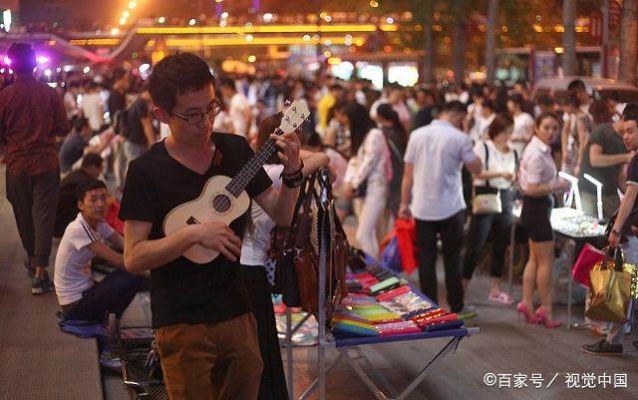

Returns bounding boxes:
[2,40,638,400]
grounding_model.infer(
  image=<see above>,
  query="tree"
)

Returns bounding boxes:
[618,0,637,84]
[562,0,577,75]
[485,0,499,83]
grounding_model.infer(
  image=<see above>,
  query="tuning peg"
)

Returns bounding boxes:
[292,107,297,112]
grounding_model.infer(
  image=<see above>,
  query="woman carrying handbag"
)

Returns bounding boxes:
[462,114,518,305]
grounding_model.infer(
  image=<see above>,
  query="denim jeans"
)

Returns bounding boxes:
[463,189,514,280]
[415,210,465,313]
[63,269,145,323]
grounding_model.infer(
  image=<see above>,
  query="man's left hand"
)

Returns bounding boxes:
[271,131,301,175]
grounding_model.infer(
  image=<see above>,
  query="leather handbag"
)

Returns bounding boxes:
[472,142,502,215]
[585,249,632,323]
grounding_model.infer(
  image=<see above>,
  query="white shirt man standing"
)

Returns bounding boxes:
[399,101,482,315]
[221,78,252,139]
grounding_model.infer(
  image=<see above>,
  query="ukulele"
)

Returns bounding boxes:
[163,100,310,264]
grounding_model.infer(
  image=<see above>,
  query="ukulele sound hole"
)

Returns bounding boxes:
[212,194,232,213]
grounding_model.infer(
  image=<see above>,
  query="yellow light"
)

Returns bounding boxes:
[323,51,332,58]
[501,26,508,33]
[554,25,565,32]
[246,34,254,42]
[379,24,398,32]
[111,28,120,35]
[370,0,379,7]
[248,55,256,63]
[158,17,166,24]
[189,19,197,26]
[303,34,311,41]
[137,24,381,35]
[533,24,542,33]
[554,47,564,54]
[152,50,166,64]
[122,10,130,18]
[119,18,127,25]
[128,1,136,9]
[327,57,341,65]
[69,39,120,46]
[164,36,364,47]
[215,0,223,2]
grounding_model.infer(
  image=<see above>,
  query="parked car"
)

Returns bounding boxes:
[531,76,638,104]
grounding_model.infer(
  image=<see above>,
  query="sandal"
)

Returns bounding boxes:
[488,291,514,305]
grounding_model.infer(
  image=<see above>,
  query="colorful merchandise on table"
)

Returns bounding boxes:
[330,265,463,338]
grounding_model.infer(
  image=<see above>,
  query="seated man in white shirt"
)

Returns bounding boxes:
[54,179,145,323]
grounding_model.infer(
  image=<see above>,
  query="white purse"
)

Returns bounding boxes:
[471,142,502,215]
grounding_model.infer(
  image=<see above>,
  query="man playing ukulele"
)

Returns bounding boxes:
[119,53,302,400]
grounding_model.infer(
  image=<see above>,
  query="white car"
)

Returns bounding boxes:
[531,76,638,103]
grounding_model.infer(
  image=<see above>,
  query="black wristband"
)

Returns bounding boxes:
[282,173,304,188]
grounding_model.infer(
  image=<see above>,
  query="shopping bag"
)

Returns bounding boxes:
[572,244,605,288]
[380,235,402,273]
[395,218,418,275]
[585,250,632,323]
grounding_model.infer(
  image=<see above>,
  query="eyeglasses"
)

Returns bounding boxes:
[168,100,222,125]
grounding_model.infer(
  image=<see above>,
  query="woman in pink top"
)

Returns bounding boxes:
[517,112,570,328]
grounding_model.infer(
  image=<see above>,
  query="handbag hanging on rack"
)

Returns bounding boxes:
[472,141,502,215]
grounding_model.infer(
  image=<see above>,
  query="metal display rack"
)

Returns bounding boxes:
[285,171,480,400]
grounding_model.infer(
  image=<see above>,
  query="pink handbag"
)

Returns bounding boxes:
[572,244,606,288]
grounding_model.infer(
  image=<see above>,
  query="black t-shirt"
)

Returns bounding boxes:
[58,131,87,173]
[108,90,126,115]
[125,98,150,145]
[580,123,626,194]
[119,133,272,328]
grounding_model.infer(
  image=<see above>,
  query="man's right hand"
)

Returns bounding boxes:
[196,221,242,262]
[398,204,412,220]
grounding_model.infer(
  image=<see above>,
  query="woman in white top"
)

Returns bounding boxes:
[508,94,535,155]
[240,114,329,400]
[342,102,392,259]
[517,112,570,328]
[561,94,593,176]
[462,114,517,305]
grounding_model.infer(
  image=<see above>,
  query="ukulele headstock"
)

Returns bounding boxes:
[279,100,310,134]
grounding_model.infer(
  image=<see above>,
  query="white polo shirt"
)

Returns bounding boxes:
[54,213,115,306]
[404,120,478,221]
[518,135,557,194]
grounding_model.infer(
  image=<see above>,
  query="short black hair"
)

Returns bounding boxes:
[80,153,104,169]
[482,99,495,111]
[623,103,638,124]
[71,115,89,133]
[509,93,525,108]
[536,94,555,107]
[567,79,586,92]
[7,42,36,74]
[112,67,128,82]
[149,53,215,112]
[440,100,467,115]
[75,179,107,202]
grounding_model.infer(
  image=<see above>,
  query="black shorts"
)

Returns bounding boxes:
[521,195,554,242]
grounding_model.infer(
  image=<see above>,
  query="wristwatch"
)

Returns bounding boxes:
[281,159,304,188]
